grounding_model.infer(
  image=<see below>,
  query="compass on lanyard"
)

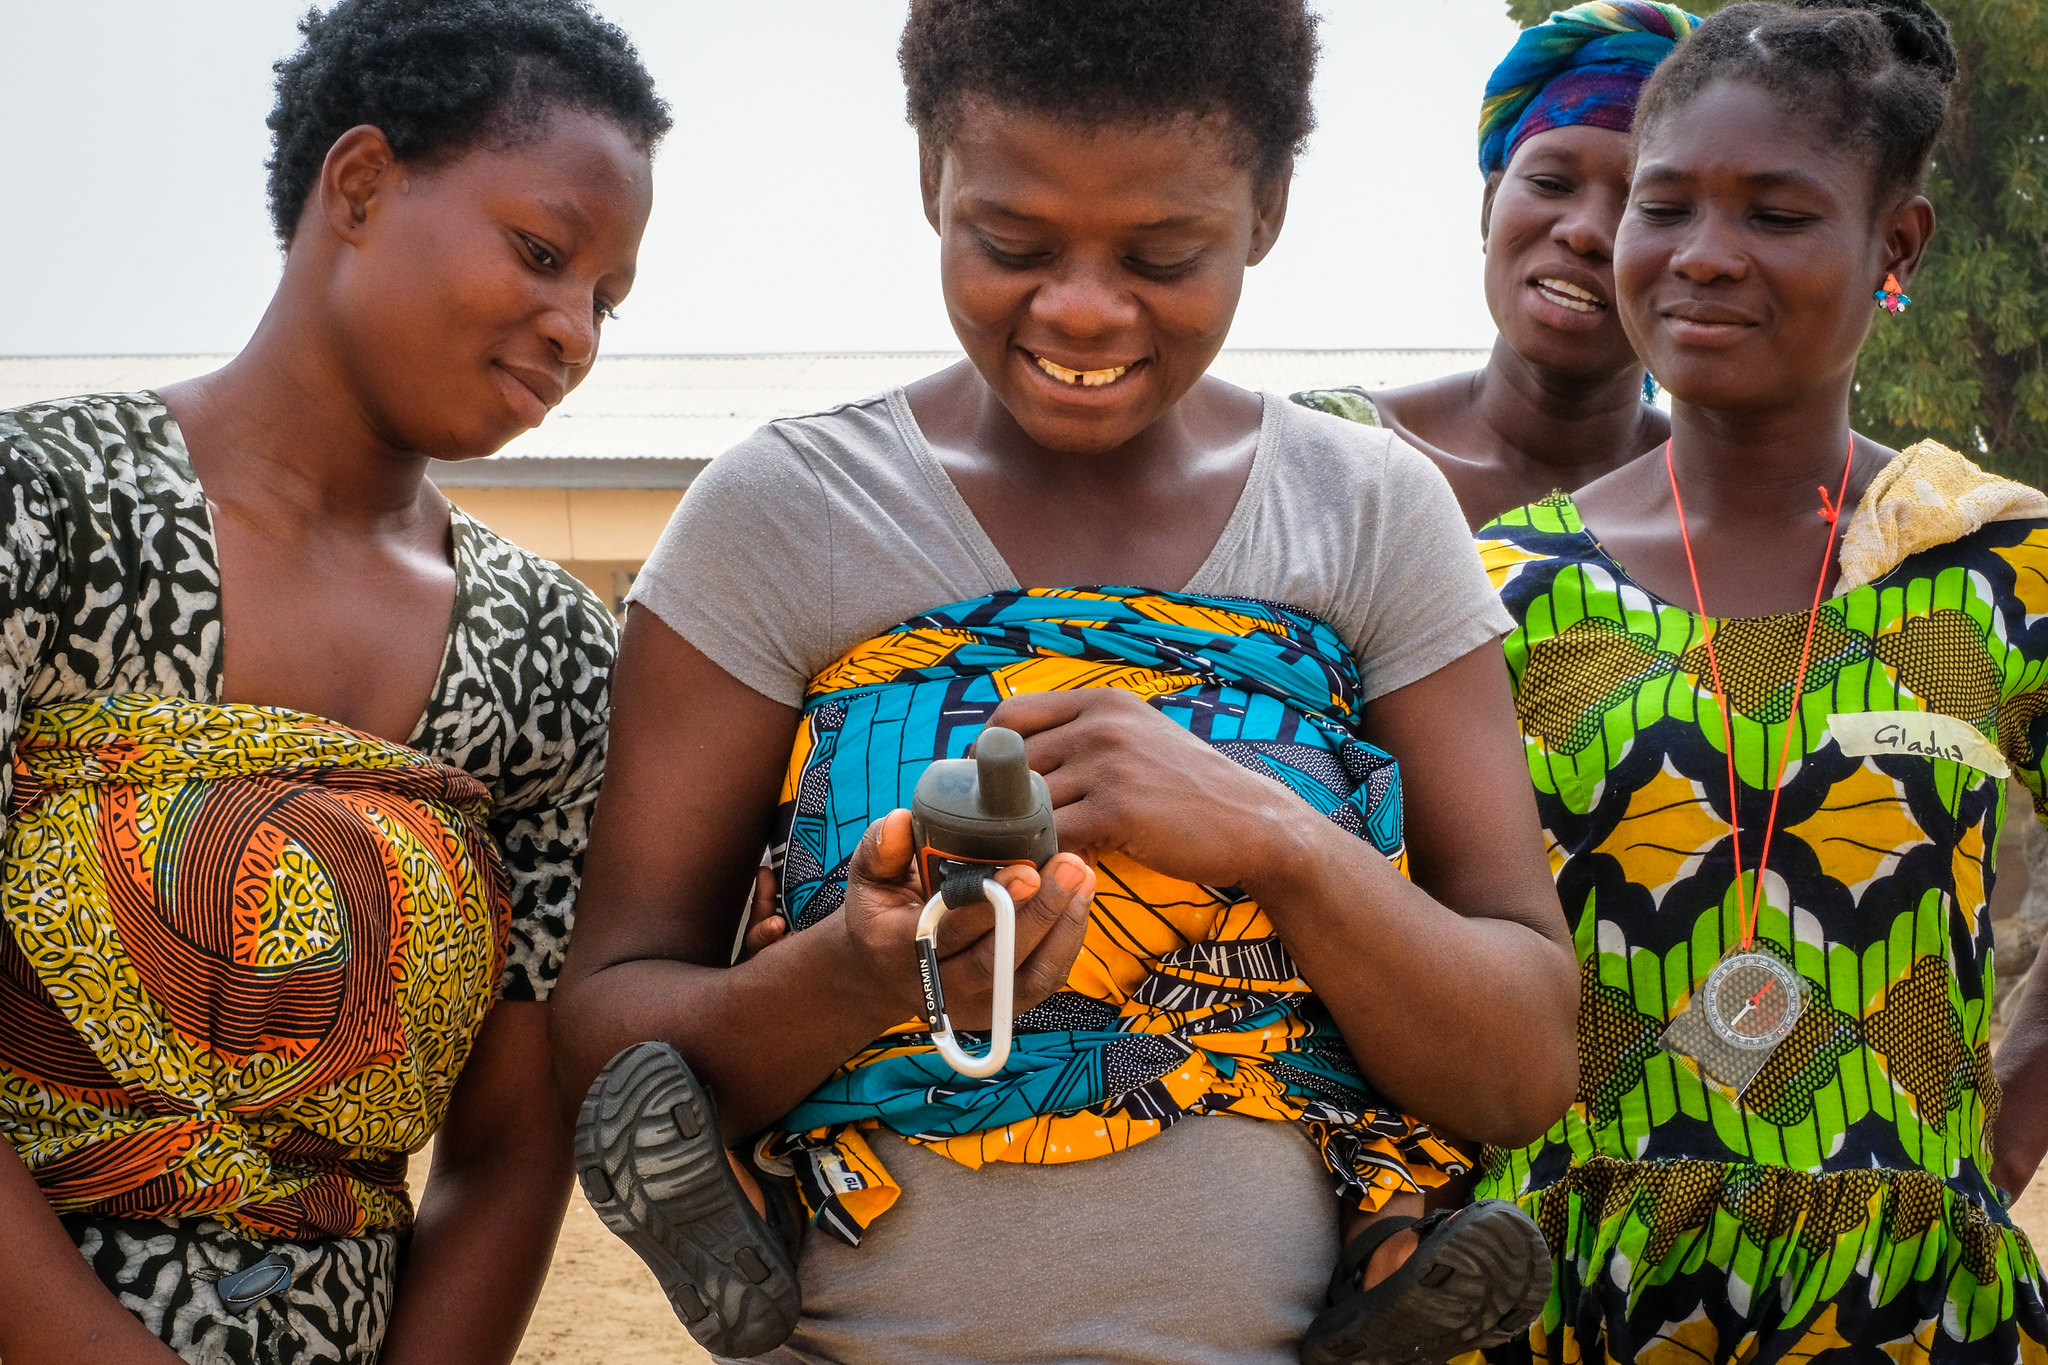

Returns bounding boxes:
[1652,438,1852,1096]
[1702,951,1803,1051]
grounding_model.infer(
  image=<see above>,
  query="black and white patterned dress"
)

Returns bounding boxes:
[1,394,616,1362]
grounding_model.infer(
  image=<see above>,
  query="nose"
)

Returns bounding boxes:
[1668,209,1746,286]
[1028,252,1140,341]
[1555,188,1620,261]
[538,286,599,370]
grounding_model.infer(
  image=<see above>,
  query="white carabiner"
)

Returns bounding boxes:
[913,876,1015,1078]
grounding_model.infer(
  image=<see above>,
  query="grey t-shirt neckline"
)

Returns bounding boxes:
[629,382,1511,710]
[883,385,1278,597]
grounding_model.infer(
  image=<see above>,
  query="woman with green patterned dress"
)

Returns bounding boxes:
[1473,0,2048,1360]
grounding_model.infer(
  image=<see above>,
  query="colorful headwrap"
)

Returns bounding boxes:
[1478,1,1698,178]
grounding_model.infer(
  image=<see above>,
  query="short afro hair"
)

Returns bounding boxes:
[899,0,1319,181]
[1634,0,1955,210]
[265,0,671,245]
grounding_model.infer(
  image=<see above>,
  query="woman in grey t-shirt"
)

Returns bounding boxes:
[552,5,1577,1364]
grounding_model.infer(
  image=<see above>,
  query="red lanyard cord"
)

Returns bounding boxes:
[1665,437,1855,948]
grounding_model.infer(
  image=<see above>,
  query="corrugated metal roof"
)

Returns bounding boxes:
[0,350,1483,487]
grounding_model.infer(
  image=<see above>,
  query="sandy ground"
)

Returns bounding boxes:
[513,1188,711,1365]
[400,1152,2048,1365]
[403,1150,710,1364]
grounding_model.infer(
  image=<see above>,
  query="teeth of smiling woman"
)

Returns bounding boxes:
[1035,355,1130,387]
[1536,278,1603,313]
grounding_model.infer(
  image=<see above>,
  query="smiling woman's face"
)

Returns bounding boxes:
[1615,79,1896,415]
[1484,123,1638,383]
[325,108,655,460]
[924,101,1284,455]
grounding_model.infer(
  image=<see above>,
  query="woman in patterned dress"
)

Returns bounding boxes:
[1474,1,2048,1359]
[1292,1,1686,529]
[0,2,665,1362]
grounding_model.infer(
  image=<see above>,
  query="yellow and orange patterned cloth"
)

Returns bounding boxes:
[763,586,1466,1246]
[0,695,510,1239]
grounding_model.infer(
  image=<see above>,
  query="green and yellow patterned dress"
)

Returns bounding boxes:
[1472,442,2048,1364]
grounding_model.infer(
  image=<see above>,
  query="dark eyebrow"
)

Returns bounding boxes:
[538,198,594,232]
[965,195,1204,232]
[1743,169,1834,193]
[974,200,1049,225]
[1635,163,1833,193]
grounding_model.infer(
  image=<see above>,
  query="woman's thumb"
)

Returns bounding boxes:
[849,809,917,888]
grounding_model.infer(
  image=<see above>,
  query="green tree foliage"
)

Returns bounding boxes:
[1503,0,2048,484]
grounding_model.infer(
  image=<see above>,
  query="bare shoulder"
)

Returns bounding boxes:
[1368,372,1475,439]
[1568,445,1667,528]
[1190,371,1265,429]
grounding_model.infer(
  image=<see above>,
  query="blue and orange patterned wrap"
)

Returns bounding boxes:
[1478,0,1698,177]
[763,586,1467,1246]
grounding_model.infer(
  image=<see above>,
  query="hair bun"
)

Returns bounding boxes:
[1787,0,1960,84]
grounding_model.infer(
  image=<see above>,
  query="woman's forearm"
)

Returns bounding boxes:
[0,1144,183,1365]
[557,811,1095,1139]
[550,613,914,1135]
[1993,966,2048,1196]
[380,1003,573,1365]
[555,914,912,1136]
[966,657,1578,1148]
[1250,810,1580,1147]
[378,1139,571,1365]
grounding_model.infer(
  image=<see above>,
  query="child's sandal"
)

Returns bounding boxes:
[575,1041,802,1357]
[1299,1198,1551,1365]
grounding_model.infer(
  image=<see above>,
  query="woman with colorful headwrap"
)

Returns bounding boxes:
[1294,1,1694,528]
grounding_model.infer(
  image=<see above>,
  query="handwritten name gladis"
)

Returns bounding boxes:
[1826,710,2011,778]
[1871,722,1967,763]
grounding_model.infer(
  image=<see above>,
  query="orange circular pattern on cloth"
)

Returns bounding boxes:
[0,695,509,1238]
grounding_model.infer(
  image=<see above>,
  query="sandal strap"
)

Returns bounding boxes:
[1330,1215,1415,1300]
[737,1137,805,1257]
[1329,1206,1462,1301]
[760,1172,803,1255]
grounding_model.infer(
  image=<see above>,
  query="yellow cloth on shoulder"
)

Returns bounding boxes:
[1836,440,2048,594]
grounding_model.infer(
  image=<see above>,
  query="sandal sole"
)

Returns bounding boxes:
[1301,1198,1551,1365]
[575,1041,801,1357]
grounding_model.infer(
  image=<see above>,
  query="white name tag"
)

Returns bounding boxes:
[1828,711,2010,778]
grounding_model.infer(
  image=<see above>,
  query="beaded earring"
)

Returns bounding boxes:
[1875,272,1911,314]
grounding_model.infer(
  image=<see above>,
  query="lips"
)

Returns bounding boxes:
[1663,301,1757,327]
[498,363,566,410]
[1533,277,1606,313]
[1026,349,1138,389]
[1654,299,1761,352]
[492,361,567,426]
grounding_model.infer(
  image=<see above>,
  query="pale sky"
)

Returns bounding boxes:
[2,1,1523,357]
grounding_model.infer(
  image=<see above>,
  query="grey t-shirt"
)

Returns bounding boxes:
[731,1119,1344,1365]
[631,383,1512,1365]
[631,386,1511,703]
